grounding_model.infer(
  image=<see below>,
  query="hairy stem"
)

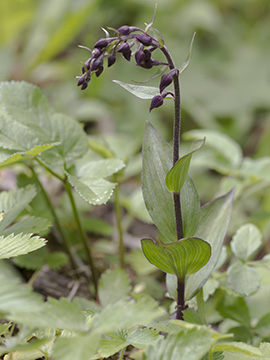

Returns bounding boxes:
[113,179,125,268]
[161,45,184,319]
[30,165,77,271]
[64,181,98,294]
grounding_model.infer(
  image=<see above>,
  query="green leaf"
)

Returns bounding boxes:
[0,275,43,313]
[90,295,165,334]
[0,233,46,260]
[231,223,262,261]
[3,349,46,360]
[142,122,176,242]
[255,313,270,338]
[67,158,125,205]
[98,268,130,307]
[166,138,204,193]
[53,333,100,360]
[181,175,200,237]
[146,328,213,360]
[178,32,196,75]
[113,80,159,99]
[127,249,157,276]
[0,185,37,232]
[217,295,250,327]
[183,129,242,169]
[2,216,51,237]
[185,190,234,300]
[141,237,211,280]
[214,342,262,357]
[10,297,88,331]
[227,261,261,296]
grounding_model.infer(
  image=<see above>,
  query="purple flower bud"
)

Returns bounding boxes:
[117,42,131,61]
[108,53,116,67]
[81,82,88,90]
[135,49,153,69]
[117,25,131,35]
[135,34,153,46]
[91,48,102,58]
[77,73,87,86]
[84,58,91,70]
[91,58,103,71]
[159,72,173,93]
[95,64,104,77]
[81,65,85,74]
[77,73,91,90]
[149,95,164,112]
[94,38,109,49]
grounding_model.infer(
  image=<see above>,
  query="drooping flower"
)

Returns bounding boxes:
[149,95,164,112]
[117,42,132,61]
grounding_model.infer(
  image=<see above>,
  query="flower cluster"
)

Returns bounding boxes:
[77,25,179,111]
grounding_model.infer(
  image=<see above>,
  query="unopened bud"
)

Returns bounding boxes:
[159,72,173,93]
[117,25,131,35]
[135,49,153,69]
[135,34,153,46]
[94,38,109,49]
[149,95,164,112]
[95,64,104,77]
[117,42,131,61]
[77,73,87,86]
[91,48,102,58]
[108,53,116,67]
[91,58,103,71]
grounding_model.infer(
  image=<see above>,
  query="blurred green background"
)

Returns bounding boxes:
[1,0,270,232]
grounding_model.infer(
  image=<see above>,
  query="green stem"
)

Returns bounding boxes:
[197,288,206,324]
[64,181,98,294]
[35,158,65,182]
[113,177,124,268]
[118,348,125,360]
[30,165,77,270]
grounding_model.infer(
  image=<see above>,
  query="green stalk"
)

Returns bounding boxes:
[113,176,125,268]
[118,348,125,360]
[30,165,77,271]
[197,288,206,324]
[64,181,98,294]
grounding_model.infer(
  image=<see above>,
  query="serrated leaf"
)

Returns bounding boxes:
[227,261,261,296]
[113,80,159,99]
[53,333,99,360]
[10,297,88,331]
[0,233,46,260]
[0,275,43,313]
[0,185,37,232]
[90,296,165,334]
[183,129,242,169]
[214,342,262,357]
[76,158,125,179]
[142,122,176,242]
[178,32,196,75]
[146,328,212,360]
[98,268,130,307]
[166,138,204,193]
[185,190,234,300]
[231,223,262,261]
[141,237,211,280]
[2,216,51,237]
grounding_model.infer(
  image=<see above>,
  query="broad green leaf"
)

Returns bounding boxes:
[214,342,262,357]
[127,249,157,276]
[98,268,130,307]
[113,80,159,99]
[185,190,234,300]
[53,333,99,360]
[0,322,11,336]
[217,295,250,327]
[76,158,125,179]
[227,261,261,296]
[183,129,242,169]
[260,343,270,358]
[254,314,270,338]
[0,185,37,232]
[181,175,200,237]
[142,122,176,242]
[231,223,262,261]
[166,138,204,193]
[0,233,46,260]
[178,32,196,75]
[146,328,213,360]
[141,237,211,280]
[90,295,165,334]
[10,297,88,331]
[240,157,270,181]
[3,349,45,360]
[0,275,43,313]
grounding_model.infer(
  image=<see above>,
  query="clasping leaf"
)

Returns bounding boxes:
[141,237,211,280]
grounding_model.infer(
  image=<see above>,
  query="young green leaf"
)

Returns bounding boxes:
[141,237,211,280]
[178,32,196,75]
[185,190,234,300]
[227,261,261,296]
[166,138,204,193]
[113,80,159,99]
[231,223,262,261]
[213,342,262,357]
[98,268,130,307]
[181,175,200,237]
